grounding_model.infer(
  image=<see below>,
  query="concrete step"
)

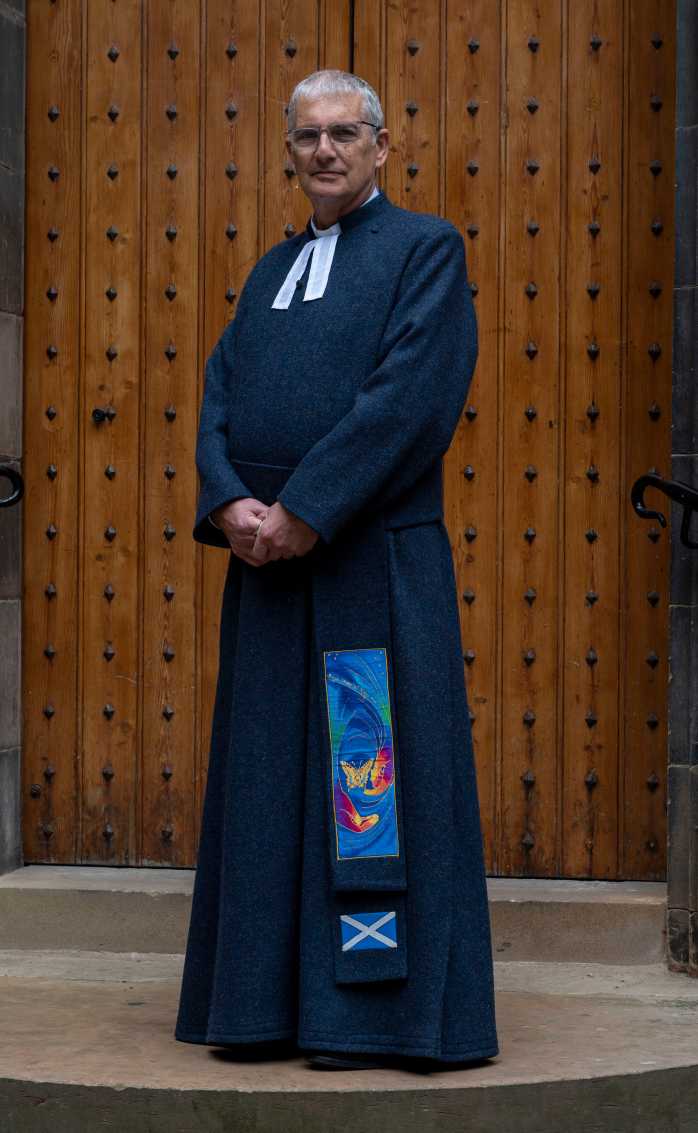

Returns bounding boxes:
[1,950,696,1132]
[0,866,667,963]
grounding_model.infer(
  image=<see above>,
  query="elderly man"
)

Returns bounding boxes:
[175,69,498,1071]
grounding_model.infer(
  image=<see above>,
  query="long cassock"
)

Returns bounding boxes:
[174,187,499,1061]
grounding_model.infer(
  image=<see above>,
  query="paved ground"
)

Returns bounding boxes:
[2,955,697,1131]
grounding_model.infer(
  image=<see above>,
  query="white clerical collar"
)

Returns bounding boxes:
[271,185,380,310]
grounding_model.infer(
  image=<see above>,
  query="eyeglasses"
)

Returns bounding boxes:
[287,120,380,150]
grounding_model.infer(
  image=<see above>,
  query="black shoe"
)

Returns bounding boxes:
[307,1051,388,1070]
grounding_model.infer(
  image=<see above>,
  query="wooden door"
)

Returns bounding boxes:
[23,0,674,878]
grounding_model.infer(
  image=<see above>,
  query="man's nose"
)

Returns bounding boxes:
[315,130,337,158]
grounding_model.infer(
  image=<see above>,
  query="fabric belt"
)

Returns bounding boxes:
[231,458,409,984]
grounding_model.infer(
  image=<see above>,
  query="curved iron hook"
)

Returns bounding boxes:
[630,472,698,549]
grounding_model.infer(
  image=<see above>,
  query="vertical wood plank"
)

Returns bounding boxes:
[264,0,320,251]
[620,0,674,879]
[140,0,201,865]
[198,1,263,841]
[22,0,83,862]
[560,0,624,877]
[80,0,142,862]
[498,0,562,876]
[443,0,502,873]
[383,0,441,214]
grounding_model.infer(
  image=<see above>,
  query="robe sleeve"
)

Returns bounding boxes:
[192,319,254,549]
[275,223,478,545]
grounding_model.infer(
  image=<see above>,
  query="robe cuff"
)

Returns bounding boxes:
[192,472,252,548]
[275,486,334,544]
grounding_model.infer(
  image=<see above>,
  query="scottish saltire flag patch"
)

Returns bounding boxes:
[323,647,400,861]
[340,911,398,952]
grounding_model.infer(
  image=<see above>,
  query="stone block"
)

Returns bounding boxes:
[674,126,697,290]
[676,0,698,129]
[0,312,22,457]
[0,747,21,876]
[668,763,691,910]
[668,603,698,765]
[667,905,689,968]
[0,600,20,748]
[671,288,697,454]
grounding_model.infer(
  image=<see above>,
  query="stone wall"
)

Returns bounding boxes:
[667,0,698,972]
[0,0,25,875]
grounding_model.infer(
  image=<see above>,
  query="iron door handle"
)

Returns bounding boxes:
[631,472,698,549]
[0,465,24,508]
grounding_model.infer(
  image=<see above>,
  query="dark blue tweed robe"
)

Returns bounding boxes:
[174,189,499,1061]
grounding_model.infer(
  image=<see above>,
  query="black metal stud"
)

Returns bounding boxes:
[30,784,42,798]
[524,405,537,421]
[465,405,478,421]
[521,831,535,850]
[523,649,536,666]
[225,288,236,304]
[406,101,418,116]
[647,527,661,544]
[585,590,599,606]
[163,644,175,662]
[462,588,475,605]
[526,159,540,175]
[107,44,120,62]
[46,523,58,540]
[103,643,115,661]
[165,225,177,243]
[45,405,57,420]
[525,282,538,299]
[650,94,663,112]
[585,769,599,789]
[106,225,119,242]
[103,824,114,841]
[464,649,476,665]
[406,39,420,55]
[45,583,57,599]
[164,404,176,422]
[48,227,59,242]
[466,100,479,117]
[524,465,537,481]
[526,97,539,114]
[590,33,603,51]
[165,343,177,361]
[166,104,178,121]
[162,763,174,778]
[527,220,540,236]
[467,223,479,239]
[48,165,60,182]
[164,523,176,541]
[467,38,479,53]
[46,286,58,302]
[47,344,58,360]
[226,223,238,241]
[524,527,536,543]
[648,401,661,421]
[164,283,177,301]
[105,465,116,479]
[104,525,117,542]
[586,465,600,483]
[163,584,175,601]
[585,528,598,543]
[164,464,175,480]
[44,644,56,660]
[43,703,55,719]
[464,526,477,542]
[284,224,296,238]
[647,590,660,607]
[648,342,662,362]
[226,41,238,59]
[587,340,600,360]
[168,44,180,60]
[646,713,659,729]
[226,102,238,121]
[646,651,659,668]
[161,825,174,842]
[107,105,119,122]
[650,219,663,237]
[588,219,601,238]
[651,34,663,49]
[527,36,540,53]
[106,163,119,180]
[589,156,601,174]
[407,163,419,178]
[521,770,536,789]
[105,286,117,301]
[47,465,58,480]
[649,280,662,297]
[166,163,178,180]
[649,159,662,176]
[585,710,598,728]
[464,465,475,481]
[524,587,537,605]
[48,105,60,122]
[585,648,598,667]
[586,401,600,422]
[104,583,115,601]
[523,710,536,727]
[525,341,538,360]
[587,282,600,299]
[44,765,56,782]
[102,765,115,780]
[103,703,115,720]
[162,705,175,722]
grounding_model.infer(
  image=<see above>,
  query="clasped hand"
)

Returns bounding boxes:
[212,498,319,567]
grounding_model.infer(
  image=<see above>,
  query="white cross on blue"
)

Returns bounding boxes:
[340,911,398,952]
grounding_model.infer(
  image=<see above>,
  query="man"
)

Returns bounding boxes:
[175,69,498,1071]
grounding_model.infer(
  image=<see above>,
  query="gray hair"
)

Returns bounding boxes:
[286,70,384,133]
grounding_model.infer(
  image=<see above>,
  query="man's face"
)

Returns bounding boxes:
[285,92,389,209]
